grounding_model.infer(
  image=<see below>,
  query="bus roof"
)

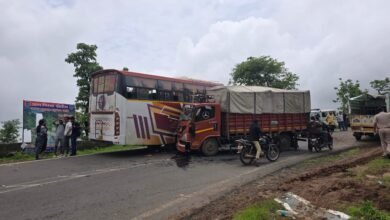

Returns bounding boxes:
[92,69,223,87]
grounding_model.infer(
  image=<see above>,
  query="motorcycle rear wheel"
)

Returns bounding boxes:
[239,147,255,165]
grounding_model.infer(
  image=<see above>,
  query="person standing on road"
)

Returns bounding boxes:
[343,113,348,130]
[249,120,264,164]
[53,120,65,157]
[70,117,81,156]
[374,111,390,158]
[64,117,72,156]
[35,119,48,160]
[337,112,346,131]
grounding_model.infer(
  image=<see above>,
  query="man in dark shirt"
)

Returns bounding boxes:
[249,120,263,161]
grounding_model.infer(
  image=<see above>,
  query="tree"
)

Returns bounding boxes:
[229,56,299,89]
[65,43,103,124]
[370,77,390,95]
[333,78,363,112]
[0,119,20,143]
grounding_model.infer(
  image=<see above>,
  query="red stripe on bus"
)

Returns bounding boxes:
[144,117,150,139]
[133,114,140,138]
[139,115,146,139]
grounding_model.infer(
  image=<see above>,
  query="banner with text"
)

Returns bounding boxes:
[23,100,76,150]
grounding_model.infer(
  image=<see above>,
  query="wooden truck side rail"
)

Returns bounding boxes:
[221,112,309,137]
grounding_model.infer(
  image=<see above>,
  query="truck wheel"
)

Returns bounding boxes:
[354,133,362,141]
[201,138,219,156]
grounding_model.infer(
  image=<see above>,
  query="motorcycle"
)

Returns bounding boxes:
[308,131,333,152]
[235,135,280,165]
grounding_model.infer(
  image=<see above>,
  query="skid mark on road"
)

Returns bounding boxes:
[0,159,170,194]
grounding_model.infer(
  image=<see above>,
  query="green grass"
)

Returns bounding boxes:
[0,145,143,164]
[0,152,36,164]
[233,199,283,220]
[346,201,390,220]
[365,158,390,174]
[298,148,361,168]
[348,157,390,185]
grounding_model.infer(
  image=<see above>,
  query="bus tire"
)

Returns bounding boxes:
[201,138,219,156]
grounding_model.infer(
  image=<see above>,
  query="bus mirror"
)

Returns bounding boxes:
[126,87,134,92]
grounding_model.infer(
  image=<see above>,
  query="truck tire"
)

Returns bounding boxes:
[201,138,219,156]
[354,133,362,141]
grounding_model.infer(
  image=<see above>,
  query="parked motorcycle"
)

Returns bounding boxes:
[308,131,333,152]
[236,135,280,165]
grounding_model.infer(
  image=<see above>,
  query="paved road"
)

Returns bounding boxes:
[0,132,378,220]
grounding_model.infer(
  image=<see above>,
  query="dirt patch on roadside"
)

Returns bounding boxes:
[278,147,389,211]
[172,146,388,220]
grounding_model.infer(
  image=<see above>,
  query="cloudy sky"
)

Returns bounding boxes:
[1,0,389,123]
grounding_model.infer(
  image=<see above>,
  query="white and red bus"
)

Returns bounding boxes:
[89,69,222,146]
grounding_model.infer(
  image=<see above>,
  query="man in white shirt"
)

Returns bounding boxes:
[374,110,390,158]
[64,117,73,156]
[54,120,65,156]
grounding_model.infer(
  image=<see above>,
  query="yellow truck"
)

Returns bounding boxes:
[349,93,388,140]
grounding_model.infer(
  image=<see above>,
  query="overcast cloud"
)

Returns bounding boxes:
[1,0,389,123]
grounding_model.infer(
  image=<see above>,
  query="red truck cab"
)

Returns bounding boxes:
[177,103,222,156]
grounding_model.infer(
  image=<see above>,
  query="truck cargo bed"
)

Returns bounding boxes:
[221,112,309,137]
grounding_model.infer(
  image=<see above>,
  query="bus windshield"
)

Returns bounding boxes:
[92,73,117,95]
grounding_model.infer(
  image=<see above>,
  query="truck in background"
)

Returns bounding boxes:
[176,86,311,156]
[349,93,388,140]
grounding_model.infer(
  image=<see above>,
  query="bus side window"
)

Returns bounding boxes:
[126,87,136,99]
[184,90,192,102]
[158,91,172,101]
[173,91,183,102]
[148,89,157,100]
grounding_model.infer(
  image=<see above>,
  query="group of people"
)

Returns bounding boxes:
[35,116,81,160]
[324,112,348,131]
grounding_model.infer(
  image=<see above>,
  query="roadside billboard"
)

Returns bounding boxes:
[22,100,75,151]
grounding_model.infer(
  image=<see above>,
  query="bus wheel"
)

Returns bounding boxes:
[201,138,219,156]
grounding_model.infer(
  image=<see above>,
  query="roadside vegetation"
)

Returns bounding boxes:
[234,148,390,220]
[233,199,283,220]
[346,201,390,220]
[0,145,140,164]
